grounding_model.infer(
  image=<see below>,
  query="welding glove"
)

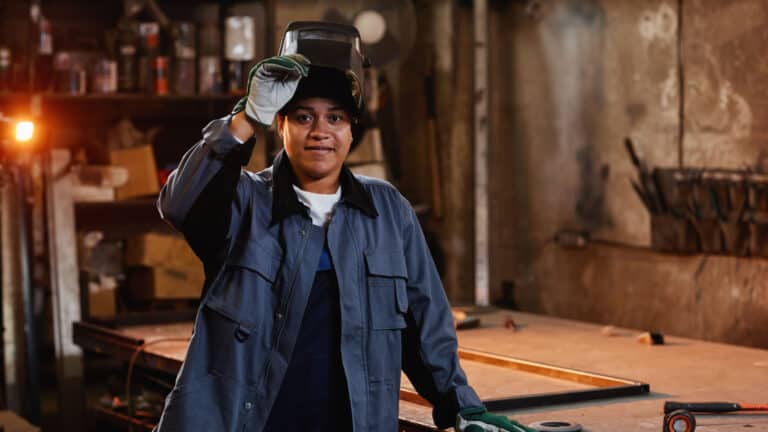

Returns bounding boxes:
[456,407,537,432]
[231,53,310,126]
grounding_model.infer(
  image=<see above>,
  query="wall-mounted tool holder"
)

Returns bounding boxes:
[626,139,768,257]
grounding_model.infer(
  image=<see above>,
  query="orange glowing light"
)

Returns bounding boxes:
[15,121,34,142]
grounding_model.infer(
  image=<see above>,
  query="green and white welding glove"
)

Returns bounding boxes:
[456,407,537,432]
[231,53,310,126]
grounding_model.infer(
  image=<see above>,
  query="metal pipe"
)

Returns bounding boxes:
[15,165,40,424]
[0,168,7,409]
[677,0,685,168]
[474,0,490,306]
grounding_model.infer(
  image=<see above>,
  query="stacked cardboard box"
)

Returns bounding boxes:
[125,232,205,299]
[87,276,118,317]
[109,145,160,200]
[78,231,123,318]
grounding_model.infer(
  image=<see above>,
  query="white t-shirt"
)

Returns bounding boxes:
[292,185,342,227]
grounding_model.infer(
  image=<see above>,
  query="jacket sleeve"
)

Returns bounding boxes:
[157,115,255,274]
[399,196,483,428]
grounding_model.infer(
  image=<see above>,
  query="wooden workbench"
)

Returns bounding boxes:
[74,311,768,431]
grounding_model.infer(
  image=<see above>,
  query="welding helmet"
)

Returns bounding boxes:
[278,21,368,113]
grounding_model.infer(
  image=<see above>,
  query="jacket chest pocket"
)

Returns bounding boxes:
[202,239,282,381]
[365,251,409,330]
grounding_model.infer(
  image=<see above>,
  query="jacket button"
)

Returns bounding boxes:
[234,326,250,342]
[276,312,283,320]
[244,401,253,410]
[299,229,307,236]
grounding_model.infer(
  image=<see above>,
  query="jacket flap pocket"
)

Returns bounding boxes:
[365,251,408,279]
[229,239,282,282]
[204,296,257,329]
[366,251,409,329]
[395,281,408,314]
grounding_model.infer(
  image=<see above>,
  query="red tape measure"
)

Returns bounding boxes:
[663,409,696,432]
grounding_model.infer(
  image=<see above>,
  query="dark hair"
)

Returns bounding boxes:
[279,65,365,150]
[279,65,359,118]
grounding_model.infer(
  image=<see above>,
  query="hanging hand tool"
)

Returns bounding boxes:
[631,179,655,213]
[709,171,750,255]
[625,137,666,213]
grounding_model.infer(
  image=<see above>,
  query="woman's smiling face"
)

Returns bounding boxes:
[277,97,353,188]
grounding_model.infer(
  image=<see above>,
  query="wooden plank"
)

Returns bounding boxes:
[45,149,85,430]
[441,3,476,305]
[474,0,490,307]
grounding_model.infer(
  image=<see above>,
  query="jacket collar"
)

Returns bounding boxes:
[270,150,378,225]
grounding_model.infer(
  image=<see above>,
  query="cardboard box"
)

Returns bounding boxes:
[128,266,204,299]
[125,233,205,299]
[109,145,159,200]
[88,284,117,317]
[125,232,199,268]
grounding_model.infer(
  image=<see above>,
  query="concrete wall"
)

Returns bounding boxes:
[488,0,768,348]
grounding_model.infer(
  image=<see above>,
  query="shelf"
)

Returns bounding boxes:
[75,196,172,234]
[0,92,241,102]
[75,195,159,208]
[0,92,241,121]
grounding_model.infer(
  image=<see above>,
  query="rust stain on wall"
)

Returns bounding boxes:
[683,0,767,168]
[537,0,609,230]
[683,41,753,167]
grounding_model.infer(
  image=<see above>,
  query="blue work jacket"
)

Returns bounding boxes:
[154,116,482,432]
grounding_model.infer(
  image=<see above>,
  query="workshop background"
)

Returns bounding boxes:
[0,0,766,431]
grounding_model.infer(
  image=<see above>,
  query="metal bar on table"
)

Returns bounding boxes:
[72,322,182,374]
[481,385,649,412]
[458,348,645,388]
[400,348,649,411]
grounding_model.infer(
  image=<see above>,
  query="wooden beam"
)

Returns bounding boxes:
[474,0,490,306]
[45,149,85,430]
